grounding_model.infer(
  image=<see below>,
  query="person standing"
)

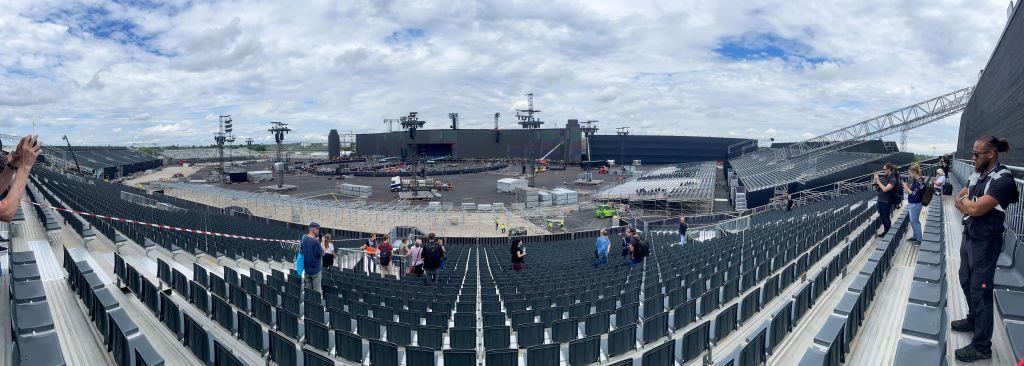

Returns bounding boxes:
[903,163,926,243]
[0,135,41,223]
[301,223,325,292]
[421,233,444,283]
[951,136,1019,362]
[407,239,424,276]
[628,229,648,267]
[873,163,897,236]
[321,233,335,268]
[785,193,795,211]
[362,234,379,273]
[677,216,688,247]
[378,235,394,276]
[510,239,525,271]
[595,229,611,266]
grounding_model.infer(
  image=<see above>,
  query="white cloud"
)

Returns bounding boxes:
[0,0,1010,155]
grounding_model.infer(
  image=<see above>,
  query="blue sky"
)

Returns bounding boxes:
[0,0,1013,154]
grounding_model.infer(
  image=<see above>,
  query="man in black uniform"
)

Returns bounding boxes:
[952,136,1019,362]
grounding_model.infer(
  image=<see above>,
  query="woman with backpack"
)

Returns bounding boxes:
[510,238,526,271]
[903,163,926,243]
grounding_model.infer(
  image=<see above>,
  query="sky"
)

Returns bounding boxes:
[0,0,1014,154]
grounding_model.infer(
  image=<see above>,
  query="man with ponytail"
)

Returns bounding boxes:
[952,136,1019,362]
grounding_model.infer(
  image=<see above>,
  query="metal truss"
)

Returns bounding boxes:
[780,87,972,160]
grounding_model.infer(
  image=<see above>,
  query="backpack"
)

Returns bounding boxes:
[892,173,904,200]
[379,244,392,265]
[422,241,442,268]
[921,184,935,206]
[634,238,650,259]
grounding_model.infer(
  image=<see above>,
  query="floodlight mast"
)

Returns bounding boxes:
[214,114,235,176]
[616,127,629,166]
[268,121,291,188]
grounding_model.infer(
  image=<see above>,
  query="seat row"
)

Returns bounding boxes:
[9,251,65,366]
[62,247,163,366]
[794,202,909,365]
[894,197,949,365]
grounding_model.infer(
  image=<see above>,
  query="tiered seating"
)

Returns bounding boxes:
[31,168,300,262]
[894,199,949,365]
[798,201,910,365]
[9,251,65,365]
[730,151,884,191]
[483,195,877,365]
[43,146,162,179]
[63,247,163,366]
[599,162,716,201]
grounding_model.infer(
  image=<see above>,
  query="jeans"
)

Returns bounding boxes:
[908,202,923,241]
[679,234,687,247]
[424,268,438,284]
[876,201,892,234]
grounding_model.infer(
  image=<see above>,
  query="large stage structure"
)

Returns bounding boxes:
[729,87,972,210]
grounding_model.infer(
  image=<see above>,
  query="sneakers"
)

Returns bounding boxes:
[954,344,992,362]
[951,318,974,332]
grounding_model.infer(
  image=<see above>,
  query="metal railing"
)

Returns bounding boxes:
[335,248,410,279]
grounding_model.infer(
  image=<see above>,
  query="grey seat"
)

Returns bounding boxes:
[892,337,946,366]
[997,231,1018,269]
[995,290,1024,322]
[813,315,846,349]
[994,243,1024,291]
[921,232,943,244]
[11,280,46,304]
[10,251,36,266]
[901,304,944,341]
[918,240,944,254]
[796,347,827,366]
[913,264,944,284]
[13,302,54,335]
[1006,320,1024,361]
[13,332,65,366]
[908,281,945,308]
[11,264,40,282]
[916,252,943,267]
[847,275,869,294]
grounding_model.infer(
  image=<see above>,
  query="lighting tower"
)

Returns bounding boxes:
[516,93,543,129]
[268,121,291,188]
[399,112,425,139]
[580,120,599,164]
[214,114,236,176]
[616,127,630,167]
[448,113,459,130]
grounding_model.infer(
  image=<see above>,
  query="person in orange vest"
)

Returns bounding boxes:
[362,233,380,273]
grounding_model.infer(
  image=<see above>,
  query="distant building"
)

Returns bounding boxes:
[328,129,341,159]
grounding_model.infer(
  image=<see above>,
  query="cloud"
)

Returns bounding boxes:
[0,0,1010,155]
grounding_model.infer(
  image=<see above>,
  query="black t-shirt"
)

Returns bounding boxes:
[511,245,524,263]
[679,222,688,235]
[965,164,1020,241]
[876,174,897,203]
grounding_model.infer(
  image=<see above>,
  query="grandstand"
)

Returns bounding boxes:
[42,146,163,179]
[0,138,1019,366]
[727,85,974,210]
[161,147,262,164]
[597,162,718,214]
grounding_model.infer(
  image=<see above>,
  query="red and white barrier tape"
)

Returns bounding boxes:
[23,199,300,245]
